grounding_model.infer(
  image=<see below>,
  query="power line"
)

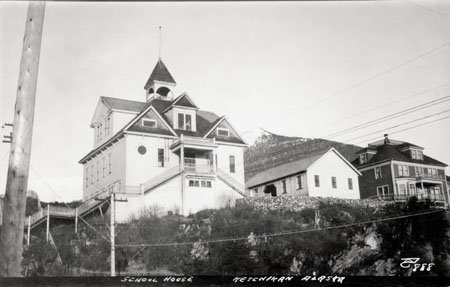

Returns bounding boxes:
[407,1,450,19]
[115,209,445,248]
[304,83,450,136]
[323,96,450,139]
[356,114,450,145]
[264,41,450,127]
[343,109,450,143]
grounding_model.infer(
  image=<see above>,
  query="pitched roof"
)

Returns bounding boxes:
[246,150,327,188]
[144,59,176,89]
[101,96,147,113]
[171,93,198,109]
[352,142,447,168]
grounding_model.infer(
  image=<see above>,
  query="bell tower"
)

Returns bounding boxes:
[144,58,176,102]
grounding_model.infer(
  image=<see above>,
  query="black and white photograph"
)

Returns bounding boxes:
[0,1,449,286]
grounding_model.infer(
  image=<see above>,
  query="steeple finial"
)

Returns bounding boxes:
[158,26,162,60]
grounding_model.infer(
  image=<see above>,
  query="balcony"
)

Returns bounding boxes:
[378,193,445,202]
[170,134,217,150]
[184,158,214,174]
[415,173,444,181]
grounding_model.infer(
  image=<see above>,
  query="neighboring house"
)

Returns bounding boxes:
[246,148,361,200]
[79,58,247,221]
[352,135,448,207]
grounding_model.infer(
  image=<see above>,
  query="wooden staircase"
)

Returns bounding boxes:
[142,166,182,194]
[217,168,249,197]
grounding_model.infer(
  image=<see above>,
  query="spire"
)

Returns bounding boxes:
[158,26,162,60]
[144,58,176,90]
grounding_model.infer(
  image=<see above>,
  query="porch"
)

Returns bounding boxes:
[171,135,217,175]
[380,179,446,204]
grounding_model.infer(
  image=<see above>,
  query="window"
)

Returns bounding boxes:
[414,166,423,176]
[85,167,89,187]
[142,119,157,128]
[185,114,192,131]
[189,180,205,187]
[359,154,367,164]
[409,183,416,195]
[217,128,230,137]
[177,113,184,130]
[253,188,258,194]
[377,185,389,198]
[158,148,164,167]
[282,180,287,194]
[375,167,382,179]
[314,175,320,187]
[90,164,94,184]
[108,153,112,174]
[331,176,337,189]
[348,178,353,190]
[105,116,111,135]
[296,175,303,190]
[398,183,406,195]
[229,155,235,173]
[99,124,102,140]
[411,149,423,160]
[102,158,105,178]
[177,113,193,131]
[398,164,409,177]
[96,161,99,181]
[138,145,147,155]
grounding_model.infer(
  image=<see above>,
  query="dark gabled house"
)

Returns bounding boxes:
[352,134,448,207]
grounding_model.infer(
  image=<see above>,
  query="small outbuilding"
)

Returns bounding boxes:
[246,148,361,199]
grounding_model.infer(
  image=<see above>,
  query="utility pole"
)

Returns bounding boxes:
[110,191,116,277]
[0,2,45,277]
[99,188,126,277]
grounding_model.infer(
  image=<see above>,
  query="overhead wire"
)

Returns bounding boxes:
[115,209,445,248]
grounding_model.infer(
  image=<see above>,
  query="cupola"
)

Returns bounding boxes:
[144,58,176,102]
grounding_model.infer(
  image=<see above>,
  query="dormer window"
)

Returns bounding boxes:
[359,153,368,164]
[411,149,423,160]
[142,118,157,128]
[217,128,229,137]
[177,113,192,131]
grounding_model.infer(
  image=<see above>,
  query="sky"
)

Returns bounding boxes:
[1,1,450,202]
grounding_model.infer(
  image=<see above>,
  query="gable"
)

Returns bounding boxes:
[173,94,198,109]
[126,108,175,136]
[90,98,110,126]
[309,149,361,176]
[205,119,246,145]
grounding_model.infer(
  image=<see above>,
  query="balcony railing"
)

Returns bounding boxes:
[378,193,445,202]
[184,158,214,174]
[170,134,217,150]
[415,173,444,180]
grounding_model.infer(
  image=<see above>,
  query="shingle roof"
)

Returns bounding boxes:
[352,142,447,168]
[144,59,176,89]
[80,94,246,163]
[246,150,327,188]
[101,97,147,112]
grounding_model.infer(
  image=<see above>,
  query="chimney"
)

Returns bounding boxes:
[384,134,390,144]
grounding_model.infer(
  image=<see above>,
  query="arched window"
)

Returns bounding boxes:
[156,86,171,97]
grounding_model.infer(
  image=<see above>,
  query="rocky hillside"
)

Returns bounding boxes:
[20,196,450,276]
[244,131,362,182]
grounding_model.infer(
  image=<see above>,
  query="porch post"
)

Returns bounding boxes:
[140,184,145,213]
[46,204,50,242]
[212,149,217,174]
[27,216,31,246]
[75,208,78,234]
[180,144,184,171]
[180,143,185,215]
